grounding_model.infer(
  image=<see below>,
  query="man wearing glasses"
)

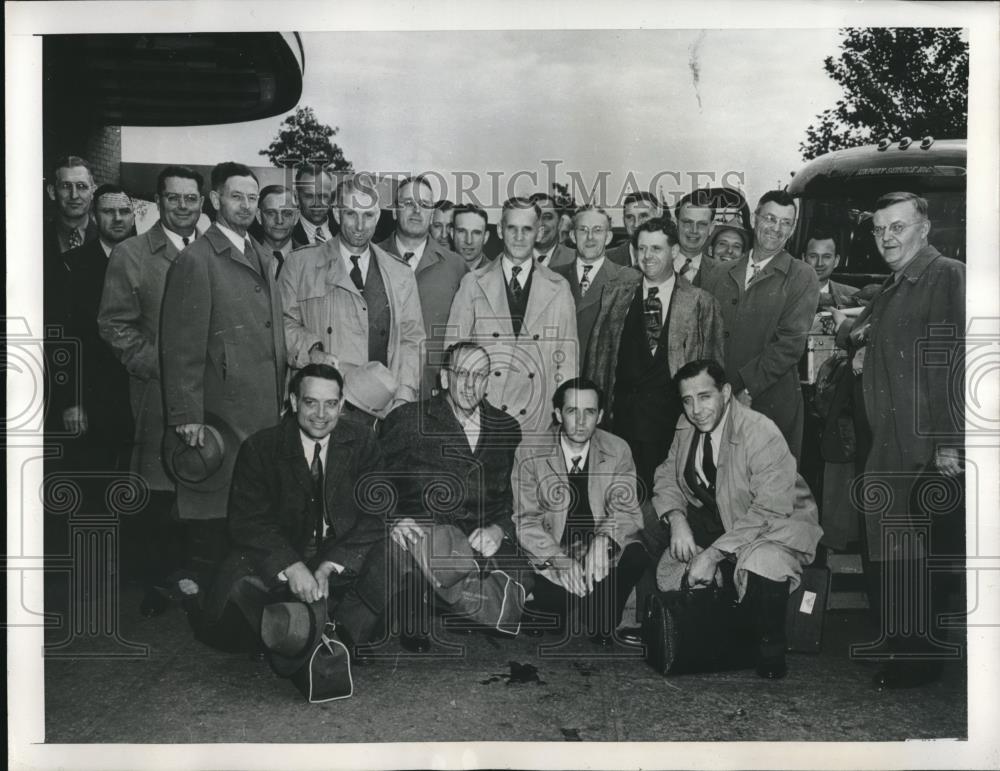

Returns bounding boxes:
[700,190,819,462]
[46,155,98,259]
[376,342,531,652]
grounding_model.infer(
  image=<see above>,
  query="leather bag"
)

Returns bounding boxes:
[290,621,354,703]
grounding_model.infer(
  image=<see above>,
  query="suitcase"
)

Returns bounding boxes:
[785,566,831,653]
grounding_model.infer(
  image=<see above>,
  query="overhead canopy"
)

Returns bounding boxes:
[44,32,304,126]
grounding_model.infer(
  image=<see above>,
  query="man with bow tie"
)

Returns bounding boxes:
[699,190,819,462]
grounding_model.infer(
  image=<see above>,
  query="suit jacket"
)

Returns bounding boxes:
[378,394,522,538]
[652,398,822,598]
[280,240,426,404]
[553,257,640,364]
[585,275,725,425]
[160,224,287,518]
[513,427,643,573]
[444,259,578,434]
[822,279,860,309]
[206,414,385,620]
[605,241,634,268]
[690,254,724,291]
[537,242,576,270]
[98,223,185,490]
[291,215,338,249]
[700,249,819,456]
[377,235,468,397]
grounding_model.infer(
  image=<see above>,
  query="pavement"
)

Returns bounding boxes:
[42,579,967,744]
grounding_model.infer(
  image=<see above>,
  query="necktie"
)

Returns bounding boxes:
[314,228,326,244]
[570,455,583,474]
[747,261,761,288]
[644,286,662,353]
[311,442,325,543]
[403,251,415,266]
[182,236,190,248]
[680,257,693,279]
[509,265,523,305]
[349,255,365,292]
[535,253,545,265]
[702,432,717,489]
[579,264,593,297]
[273,250,285,278]
[67,229,83,250]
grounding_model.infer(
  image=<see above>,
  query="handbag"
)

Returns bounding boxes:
[641,573,757,676]
[289,621,354,703]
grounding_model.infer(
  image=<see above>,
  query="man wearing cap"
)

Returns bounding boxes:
[606,192,662,268]
[281,174,425,409]
[530,192,576,268]
[160,161,287,579]
[376,341,530,651]
[376,176,467,399]
[708,221,750,263]
[99,165,206,615]
[189,364,387,664]
[444,196,578,435]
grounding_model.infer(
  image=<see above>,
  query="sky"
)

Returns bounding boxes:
[122,28,844,221]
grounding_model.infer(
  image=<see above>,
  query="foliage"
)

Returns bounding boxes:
[801,28,968,160]
[259,106,352,170]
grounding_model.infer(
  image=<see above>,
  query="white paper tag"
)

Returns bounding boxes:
[799,590,817,615]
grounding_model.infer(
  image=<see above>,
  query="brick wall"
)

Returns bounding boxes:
[84,125,122,184]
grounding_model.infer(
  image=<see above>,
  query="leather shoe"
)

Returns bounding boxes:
[616,627,643,647]
[139,588,170,618]
[400,633,431,654]
[872,660,943,691]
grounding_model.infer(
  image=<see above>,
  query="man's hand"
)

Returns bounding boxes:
[176,423,206,448]
[285,561,321,603]
[934,446,963,478]
[549,556,588,598]
[312,561,343,599]
[687,546,723,588]
[736,389,752,407]
[62,405,88,435]
[391,517,425,553]
[583,534,613,592]
[667,512,698,562]
[468,524,504,557]
[309,348,339,367]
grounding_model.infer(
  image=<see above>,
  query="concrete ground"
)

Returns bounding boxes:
[43,579,967,744]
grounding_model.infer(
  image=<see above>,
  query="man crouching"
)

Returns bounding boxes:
[652,359,822,678]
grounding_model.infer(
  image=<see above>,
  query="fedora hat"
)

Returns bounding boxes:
[162,412,244,493]
[260,598,327,678]
[341,361,398,418]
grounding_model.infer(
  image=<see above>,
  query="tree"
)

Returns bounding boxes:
[259,105,352,170]
[800,28,968,160]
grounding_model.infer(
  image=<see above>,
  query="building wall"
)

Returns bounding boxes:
[84,125,122,184]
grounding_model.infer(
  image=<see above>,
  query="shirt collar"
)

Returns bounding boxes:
[338,239,371,271]
[98,239,114,258]
[299,218,328,241]
[162,225,194,252]
[533,244,556,263]
[577,256,604,280]
[559,434,591,472]
[450,402,481,428]
[298,430,331,459]
[748,249,776,271]
[395,235,428,269]
[502,255,532,283]
[642,272,675,295]
[215,221,248,253]
[818,280,831,294]
[674,251,702,272]
[703,400,731,446]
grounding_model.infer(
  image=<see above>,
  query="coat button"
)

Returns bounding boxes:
[492,332,499,338]
[731,298,737,305]
[265,320,272,328]
[528,372,535,379]
[533,334,539,340]
[495,371,502,377]
[327,327,333,334]
[501,404,508,411]
[519,409,526,415]
[361,306,367,311]
[255,285,262,293]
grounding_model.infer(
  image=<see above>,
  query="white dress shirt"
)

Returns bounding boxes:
[693,401,730,488]
[395,235,427,272]
[674,252,703,282]
[745,250,776,288]
[451,404,481,453]
[577,257,604,288]
[501,255,532,287]
[560,435,591,473]
[163,226,196,253]
[533,244,556,265]
[339,240,372,279]
[641,273,676,325]
[300,218,332,244]
[215,221,249,254]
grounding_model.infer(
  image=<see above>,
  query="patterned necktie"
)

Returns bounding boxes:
[349,255,365,291]
[579,264,593,297]
[509,265,523,305]
[403,251,415,266]
[570,455,583,474]
[273,250,285,278]
[644,286,662,353]
[67,229,83,250]
[314,228,326,244]
[702,432,717,489]
[311,442,325,543]
[747,261,761,289]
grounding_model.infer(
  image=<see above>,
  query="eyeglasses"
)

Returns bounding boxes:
[399,198,433,211]
[757,213,795,230]
[449,367,489,383]
[56,182,93,194]
[575,226,608,238]
[872,220,921,239]
[162,193,202,206]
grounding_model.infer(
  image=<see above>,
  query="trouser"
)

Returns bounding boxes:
[120,489,183,590]
[529,541,650,637]
[625,436,673,504]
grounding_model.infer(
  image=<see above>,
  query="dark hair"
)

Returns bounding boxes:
[259,184,292,205]
[674,189,717,222]
[289,363,344,399]
[433,199,455,212]
[711,224,748,250]
[395,175,433,206]
[501,196,542,222]
[553,377,605,411]
[50,155,93,182]
[623,191,660,209]
[632,216,679,248]
[874,191,928,219]
[673,359,728,393]
[528,192,558,208]
[804,226,839,254]
[442,340,489,372]
[452,204,489,228]
[294,164,333,184]
[210,162,258,192]
[755,189,797,213]
[157,165,204,196]
[93,183,130,205]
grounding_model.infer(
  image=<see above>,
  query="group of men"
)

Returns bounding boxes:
[44,153,963,691]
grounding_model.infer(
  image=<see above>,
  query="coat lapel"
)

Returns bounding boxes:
[576,261,609,313]
[522,267,559,331]
[323,431,354,514]
[478,261,515,335]
[280,418,316,497]
[665,279,696,375]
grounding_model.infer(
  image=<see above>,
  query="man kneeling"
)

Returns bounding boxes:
[651,359,822,678]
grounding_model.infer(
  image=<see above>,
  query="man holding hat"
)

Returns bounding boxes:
[375,341,531,652]
[187,363,388,668]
